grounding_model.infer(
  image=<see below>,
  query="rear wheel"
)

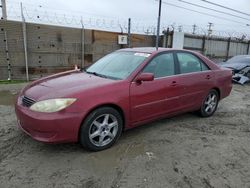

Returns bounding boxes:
[199,89,219,117]
[79,107,123,151]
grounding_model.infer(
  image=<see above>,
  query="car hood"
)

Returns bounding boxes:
[23,71,117,101]
[220,62,248,71]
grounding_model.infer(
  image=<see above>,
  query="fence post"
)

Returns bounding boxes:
[127,18,131,48]
[166,28,170,48]
[202,35,206,55]
[21,3,29,81]
[1,0,7,20]
[170,31,174,48]
[3,30,11,80]
[226,37,231,61]
[80,18,85,69]
[247,40,250,55]
[162,28,170,48]
[162,30,167,48]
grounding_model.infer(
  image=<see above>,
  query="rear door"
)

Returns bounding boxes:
[130,52,181,124]
[175,52,214,111]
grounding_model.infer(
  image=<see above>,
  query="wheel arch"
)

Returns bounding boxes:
[211,87,221,100]
[78,103,126,141]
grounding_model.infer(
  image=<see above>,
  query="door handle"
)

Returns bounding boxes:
[205,75,211,80]
[170,81,177,86]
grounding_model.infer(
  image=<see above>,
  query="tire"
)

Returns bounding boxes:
[199,89,219,117]
[79,107,123,151]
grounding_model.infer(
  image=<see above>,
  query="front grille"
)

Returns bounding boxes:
[22,96,36,107]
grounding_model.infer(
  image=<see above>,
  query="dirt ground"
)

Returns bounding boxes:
[0,83,250,188]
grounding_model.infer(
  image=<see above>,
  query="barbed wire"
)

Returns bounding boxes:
[2,1,250,40]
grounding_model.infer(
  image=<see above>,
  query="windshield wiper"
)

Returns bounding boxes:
[85,71,108,78]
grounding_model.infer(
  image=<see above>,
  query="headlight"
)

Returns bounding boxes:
[30,98,76,113]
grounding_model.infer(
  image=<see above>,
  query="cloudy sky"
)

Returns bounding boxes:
[4,0,250,36]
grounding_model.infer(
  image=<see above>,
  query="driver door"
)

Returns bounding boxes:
[130,52,181,124]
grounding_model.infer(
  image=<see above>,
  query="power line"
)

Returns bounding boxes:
[160,0,248,26]
[200,0,250,17]
[177,0,250,22]
[6,0,130,21]
[4,0,250,38]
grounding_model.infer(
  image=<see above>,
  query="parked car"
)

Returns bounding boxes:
[15,48,232,151]
[220,55,250,84]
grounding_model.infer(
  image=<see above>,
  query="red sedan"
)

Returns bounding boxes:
[15,48,232,151]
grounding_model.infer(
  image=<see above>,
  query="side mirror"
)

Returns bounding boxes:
[136,73,154,83]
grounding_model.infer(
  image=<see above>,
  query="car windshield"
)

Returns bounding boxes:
[85,51,150,80]
[227,56,250,64]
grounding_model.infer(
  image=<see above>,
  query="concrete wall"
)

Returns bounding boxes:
[164,32,250,63]
[0,20,155,80]
[1,20,249,80]
[92,30,154,62]
[0,20,88,80]
[183,34,250,62]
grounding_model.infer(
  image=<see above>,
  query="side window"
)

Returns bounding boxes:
[143,53,175,78]
[177,53,209,74]
[201,62,209,71]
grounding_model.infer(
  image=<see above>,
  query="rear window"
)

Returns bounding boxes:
[177,53,209,74]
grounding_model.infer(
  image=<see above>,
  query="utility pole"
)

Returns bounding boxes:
[145,29,150,35]
[128,18,131,48]
[192,24,197,34]
[156,0,162,50]
[1,0,7,20]
[3,31,11,80]
[208,22,213,36]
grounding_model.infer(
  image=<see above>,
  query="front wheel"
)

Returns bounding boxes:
[79,107,123,151]
[199,89,219,117]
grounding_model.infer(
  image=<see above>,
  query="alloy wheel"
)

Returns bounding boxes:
[204,92,218,114]
[88,114,118,147]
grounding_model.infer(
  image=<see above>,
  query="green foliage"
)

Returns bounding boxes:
[0,80,27,84]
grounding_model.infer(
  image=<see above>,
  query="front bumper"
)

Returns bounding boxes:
[15,99,83,143]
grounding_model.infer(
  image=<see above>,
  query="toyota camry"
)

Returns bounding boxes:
[15,47,232,151]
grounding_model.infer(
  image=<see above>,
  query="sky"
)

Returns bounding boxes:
[3,0,250,37]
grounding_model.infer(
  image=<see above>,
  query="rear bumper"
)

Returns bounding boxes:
[221,82,232,100]
[15,101,83,143]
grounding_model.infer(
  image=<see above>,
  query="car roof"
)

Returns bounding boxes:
[117,47,219,70]
[227,55,250,63]
[231,55,250,58]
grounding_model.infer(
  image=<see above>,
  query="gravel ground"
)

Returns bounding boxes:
[0,83,250,188]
